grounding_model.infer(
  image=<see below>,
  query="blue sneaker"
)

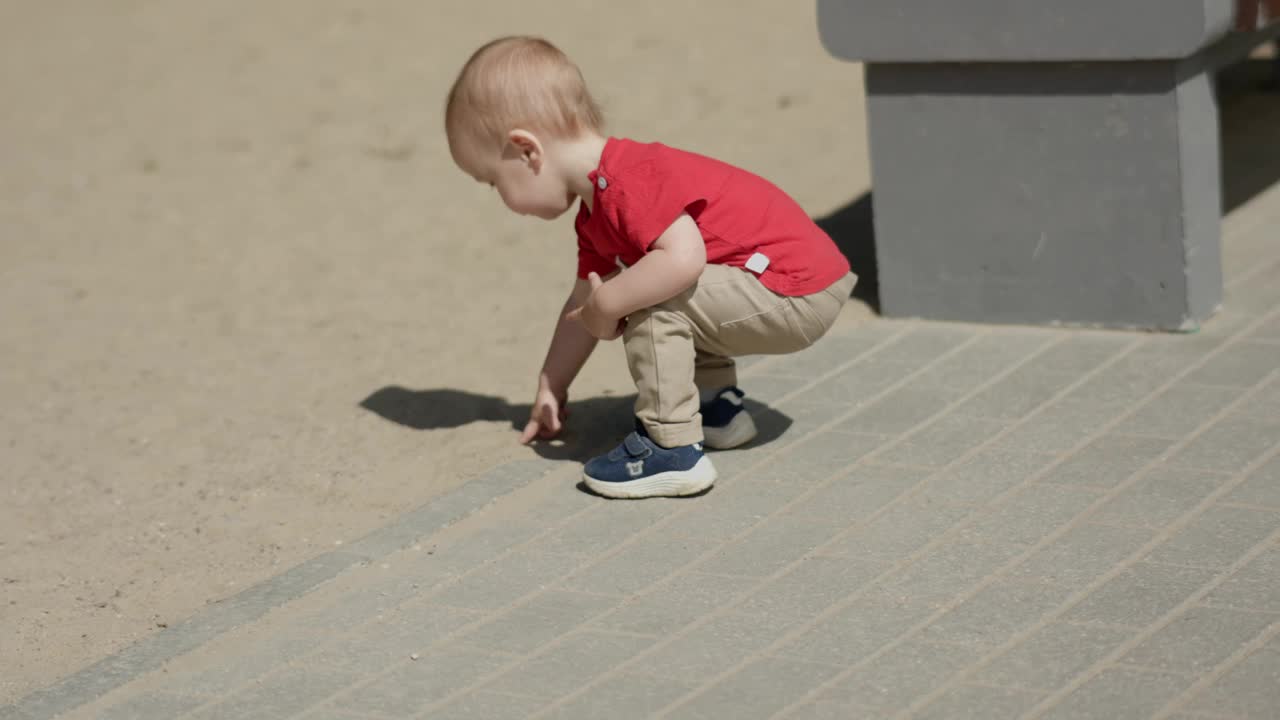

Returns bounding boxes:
[583,432,717,499]
[700,387,758,450]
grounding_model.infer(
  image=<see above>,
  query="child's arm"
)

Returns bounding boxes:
[568,213,706,338]
[519,276,600,444]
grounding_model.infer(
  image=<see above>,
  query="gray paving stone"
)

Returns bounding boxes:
[426,522,549,573]
[777,429,894,479]
[188,666,360,720]
[811,640,975,713]
[694,514,845,577]
[1120,606,1276,675]
[522,501,668,557]
[164,630,330,697]
[92,692,205,720]
[1039,667,1190,720]
[913,684,1045,720]
[780,463,931,527]
[483,631,656,699]
[589,573,758,636]
[913,447,1057,506]
[768,402,860,439]
[951,367,1079,421]
[1114,384,1243,440]
[838,385,957,434]
[960,483,1101,546]
[1090,467,1224,529]
[974,622,1134,691]
[776,590,935,665]
[1065,563,1219,627]
[1225,454,1280,509]
[1184,342,1280,388]
[1009,524,1154,587]
[458,590,614,655]
[994,399,1131,455]
[1235,379,1280,422]
[879,538,1027,607]
[820,500,974,562]
[734,555,887,622]
[663,656,844,720]
[432,691,549,720]
[1020,335,1133,376]
[768,325,903,379]
[1061,356,1187,405]
[641,612,798,681]
[311,602,482,671]
[920,579,1075,648]
[330,647,508,716]
[1204,545,1280,613]
[431,551,583,611]
[1186,639,1280,718]
[738,373,810,405]
[1041,435,1174,489]
[296,707,370,720]
[543,674,697,720]
[561,535,704,596]
[790,327,962,407]
[909,331,1056,392]
[873,414,1009,468]
[1146,505,1279,568]
[1168,415,1280,474]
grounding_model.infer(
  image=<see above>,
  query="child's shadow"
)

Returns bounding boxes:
[358,386,793,461]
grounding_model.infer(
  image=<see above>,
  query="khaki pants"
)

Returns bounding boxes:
[624,265,857,447]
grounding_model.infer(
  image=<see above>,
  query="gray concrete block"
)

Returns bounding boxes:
[1204,546,1280,613]
[484,631,656,699]
[93,692,205,720]
[914,447,1057,506]
[813,640,975,713]
[975,622,1133,691]
[921,579,1075,648]
[879,538,1026,607]
[590,573,759,636]
[1090,467,1223,529]
[1009,524,1154,587]
[1041,435,1174,489]
[331,647,508,716]
[874,415,1009,468]
[544,674,697,720]
[188,666,360,720]
[459,590,613,655]
[1169,415,1280,474]
[694,515,845,577]
[913,684,1045,720]
[665,656,843,720]
[951,368,1078,421]
[1186,639,1280,718]
[640,613,799,681]
[1114,384,1242,439]
[735,556,888,622]
[561,535,704,596]
[1120,606,1276,675]
[820,500,974,562]
[1039,667,1190,720]
[994,400,1132,455]
[1065,562,1218,627]
[431,552,583,611]
[432,692,549,720]
[776,590,935,665]
[962,484,1101,546]
[780,463,931,527]
[839,386,957,435]
[1184,342,1280,388]
[1145,505,1279,568]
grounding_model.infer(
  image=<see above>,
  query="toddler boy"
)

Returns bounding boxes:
[446,36,856,499]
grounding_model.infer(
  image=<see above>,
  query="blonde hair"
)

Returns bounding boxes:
[445,36,604,155]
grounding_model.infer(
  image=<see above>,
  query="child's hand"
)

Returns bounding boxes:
[520,384,568,444]
[565,272,626,340]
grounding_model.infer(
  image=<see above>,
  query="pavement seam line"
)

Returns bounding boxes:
[1151,614,1280,719]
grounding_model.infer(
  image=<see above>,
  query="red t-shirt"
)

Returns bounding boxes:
[574,138,851,297]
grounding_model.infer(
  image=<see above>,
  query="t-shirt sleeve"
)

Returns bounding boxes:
[613,162,707,254]
[576,232,615,279]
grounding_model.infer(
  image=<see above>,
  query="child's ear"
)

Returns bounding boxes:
[508,129,543,171]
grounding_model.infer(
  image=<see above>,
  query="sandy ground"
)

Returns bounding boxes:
[0,0,872,701]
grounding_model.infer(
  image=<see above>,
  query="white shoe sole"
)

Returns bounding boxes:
[703,412,758,450]
[583,456,718,499]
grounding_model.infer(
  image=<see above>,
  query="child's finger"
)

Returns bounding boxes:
[564,308,582,323]
[587,271,603,289]
[519,418,540,444]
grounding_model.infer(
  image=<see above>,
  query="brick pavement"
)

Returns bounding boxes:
[6,189,1280,720]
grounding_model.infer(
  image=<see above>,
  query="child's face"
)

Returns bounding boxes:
[457,132,576,221]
